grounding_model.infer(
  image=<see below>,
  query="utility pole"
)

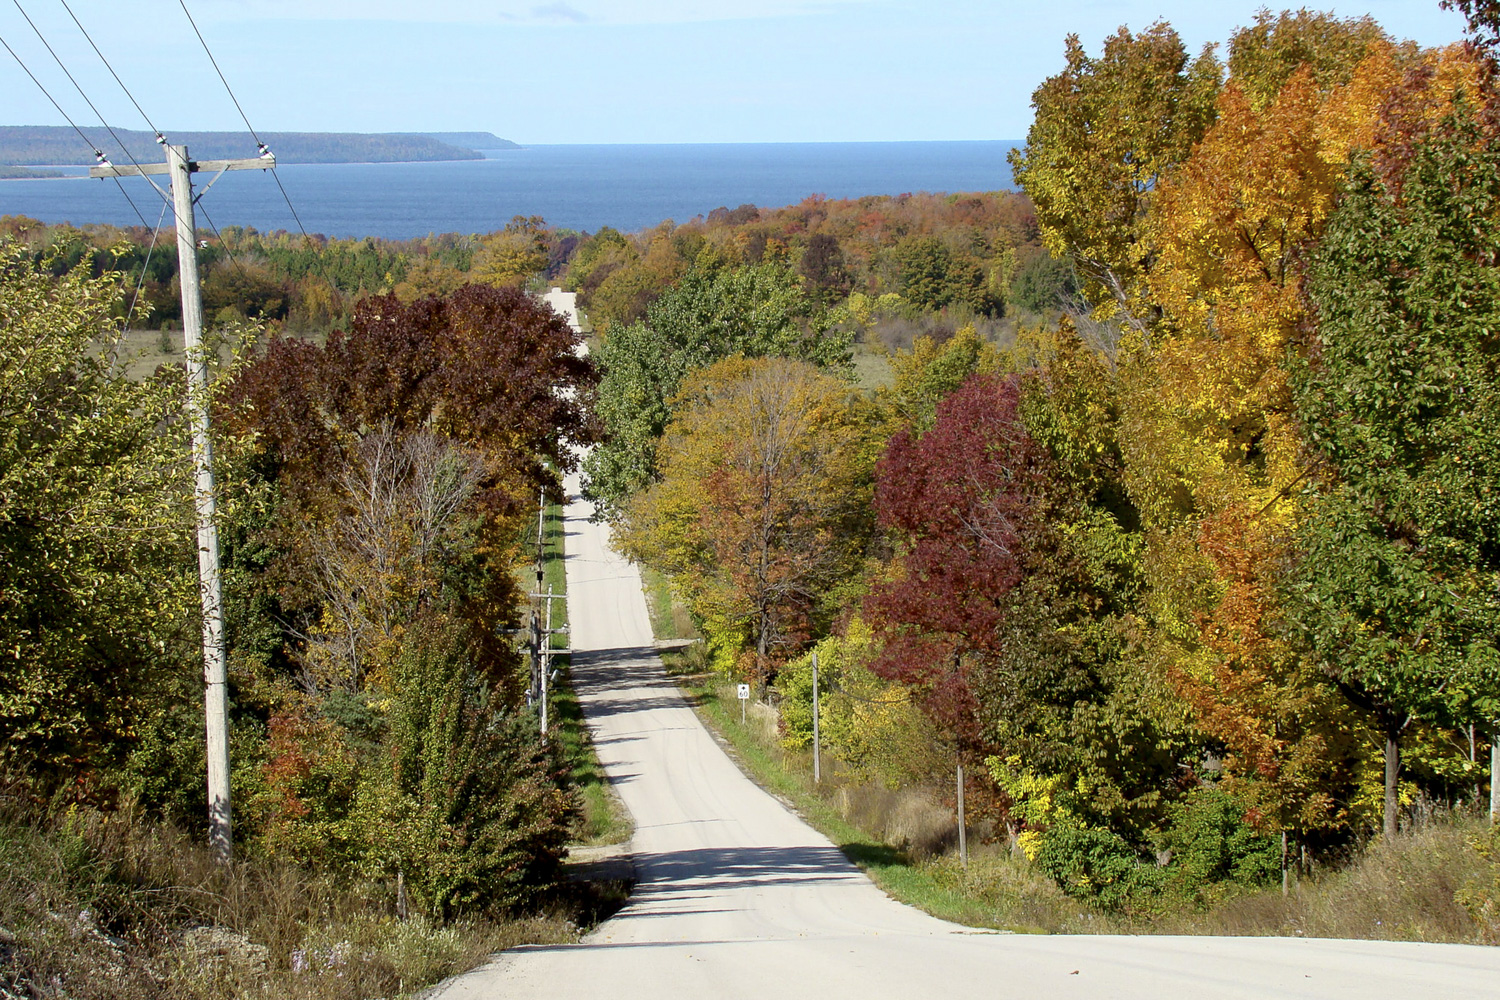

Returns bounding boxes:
[957,762,968,869]
[1492,731,1499,824]
[93,143,276,864]
[811,651,821,784]
[536,489,546,593]
[527,587,568,735]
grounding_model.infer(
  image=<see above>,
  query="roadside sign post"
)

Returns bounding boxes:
[957,763,968,869]
[737,683,750,725]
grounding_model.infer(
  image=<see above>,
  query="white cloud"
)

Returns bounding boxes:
[194,0,880,25]
[532,3,588,22]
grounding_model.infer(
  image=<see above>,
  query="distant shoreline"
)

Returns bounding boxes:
[0,127,517,167]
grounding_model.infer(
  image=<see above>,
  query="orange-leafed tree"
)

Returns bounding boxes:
[621,356,883,682]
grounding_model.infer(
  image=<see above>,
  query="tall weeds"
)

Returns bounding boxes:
[0,803,575,999]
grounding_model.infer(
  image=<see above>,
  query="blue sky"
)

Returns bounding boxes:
[0,1,1472,144]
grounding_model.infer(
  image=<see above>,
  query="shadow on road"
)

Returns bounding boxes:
[629,844,867,893]
[572,647,688,718]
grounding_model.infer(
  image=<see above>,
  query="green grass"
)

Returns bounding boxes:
[639,565,698,643]
[535,500,632,848]
[851,347,894,391]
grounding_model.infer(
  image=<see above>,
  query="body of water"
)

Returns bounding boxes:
[0,141,1019,240]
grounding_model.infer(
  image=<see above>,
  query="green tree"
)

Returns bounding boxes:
[1290,107,1500,838]
[1227,8,1390,112]
[0,241,196,785]
[583,260,852,520]
[1010,21,1220,323]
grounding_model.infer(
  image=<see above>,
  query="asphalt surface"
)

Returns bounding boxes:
[434,476,1500,1000]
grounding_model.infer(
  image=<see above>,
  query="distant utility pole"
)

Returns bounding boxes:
[956,762,968,869]
[93,142,276,864]
[811,651,821,785]
[1492,732,1499,825]
[528,590,568,734]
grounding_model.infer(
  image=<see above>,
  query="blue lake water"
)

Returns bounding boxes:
[0,141,1019,240]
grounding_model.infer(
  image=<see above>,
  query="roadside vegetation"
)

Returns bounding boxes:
[661,606,1500,942]
[0,241,601,996]
[604,4,1500,945]
[5,3,1500,990]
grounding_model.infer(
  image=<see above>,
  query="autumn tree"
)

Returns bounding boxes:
[1227,8,1390,111]
[1290,104,1500,838]
[228,284,595,692]
[0,241,195,786]
[885,324,1002,433]
[583,259,852,520]
[621,357,881,680]
[869,332,1180,837]
[1009,21,1221,323]
[472,215,549,288]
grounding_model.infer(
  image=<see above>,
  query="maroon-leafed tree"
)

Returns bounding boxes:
[865,373,1052,748]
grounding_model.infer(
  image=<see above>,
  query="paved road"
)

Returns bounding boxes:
[435,477,1500,1000]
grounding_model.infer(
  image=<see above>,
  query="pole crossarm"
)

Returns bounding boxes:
[89,154,275,178]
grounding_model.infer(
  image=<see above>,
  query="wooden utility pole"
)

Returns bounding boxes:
[92,143,276,864]
[957,763,968,869]
[527,587,568,735]
[811,651,821,784]
[1492,733,1499,824]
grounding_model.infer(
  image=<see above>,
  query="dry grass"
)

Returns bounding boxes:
[1154,817,1500,944]
[0,805,578,999]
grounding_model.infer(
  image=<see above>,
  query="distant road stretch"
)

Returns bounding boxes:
[434,475,1500,1000]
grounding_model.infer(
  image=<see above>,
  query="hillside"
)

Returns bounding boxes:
[0,126,512,165]
[417,131,520,149]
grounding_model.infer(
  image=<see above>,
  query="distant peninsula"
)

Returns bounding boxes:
[0,127,519,167]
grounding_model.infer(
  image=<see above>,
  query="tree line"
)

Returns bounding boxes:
[0,236,596,920]
[594,7,1500,913]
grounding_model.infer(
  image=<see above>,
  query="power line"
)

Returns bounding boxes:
[124,197,170,332]
[12,1,163,194]
[57,0,161,138]
[178,0,314,244]
[0,28,151,228]
[177,0,259,145]
[195,198,255,285]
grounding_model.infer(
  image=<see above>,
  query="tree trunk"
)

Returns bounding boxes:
[1384,722,1401,839]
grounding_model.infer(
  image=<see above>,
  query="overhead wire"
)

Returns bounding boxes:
[11,0,167,211]
[123,196,170,332]
[57,0,161,138]
[0,27,151,228]
[178,0,314,244]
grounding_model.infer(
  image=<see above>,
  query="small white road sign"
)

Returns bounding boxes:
[737,683,750,700]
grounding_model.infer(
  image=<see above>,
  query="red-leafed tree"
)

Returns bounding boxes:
[867,339,1184,838]
[230,284,595,510]
[866,373,1050,748]
[225,284,596,694]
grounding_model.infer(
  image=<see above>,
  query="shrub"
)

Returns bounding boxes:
[357,620,578,918]
[1159,788,1281,902]
[1035,825,1160,911]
